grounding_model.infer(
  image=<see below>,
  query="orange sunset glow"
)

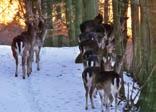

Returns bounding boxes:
[0,0,25,26]
[0,0,131,35]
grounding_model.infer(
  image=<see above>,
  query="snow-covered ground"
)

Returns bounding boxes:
[0,45,139,112]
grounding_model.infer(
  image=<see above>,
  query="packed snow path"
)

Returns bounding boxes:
[0,46,105,112]
[0,45,140,112]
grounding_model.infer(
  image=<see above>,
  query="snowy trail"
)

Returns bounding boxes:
[0,45,139,112]
[0,46,103,112]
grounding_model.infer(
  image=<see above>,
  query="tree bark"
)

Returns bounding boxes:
[66,0,76,45]
[104,0,109,23]
[119,0,129,49]
[112,0,122,55]
[41,0,47,17]
[75,0,83,39]
[46,0,53,29]
[83,0,98,21]
[119,0,129,17]
[130,0,141,76]
[139,0,156,111]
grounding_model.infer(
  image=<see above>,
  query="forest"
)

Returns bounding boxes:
[0,0,156,112]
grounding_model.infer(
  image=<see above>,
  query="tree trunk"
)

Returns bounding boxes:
[24,0,33,22]
[113,0,130,71]
[66,0,76,45]
[75,0,83,39]
[41,0,52,29]
[46,0,53,29]
[41,0,47,17]
[104,0,109,23]
[119,0,129,49]
[139,0,156,111]
[83,0,98,21]
[112,0,126,99]
[130,0,141,77]
[119,0,129,17]
[112,0,123,56]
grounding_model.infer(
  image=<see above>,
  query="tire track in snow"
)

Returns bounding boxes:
[11,77,43,112]
[24,78,43,112]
